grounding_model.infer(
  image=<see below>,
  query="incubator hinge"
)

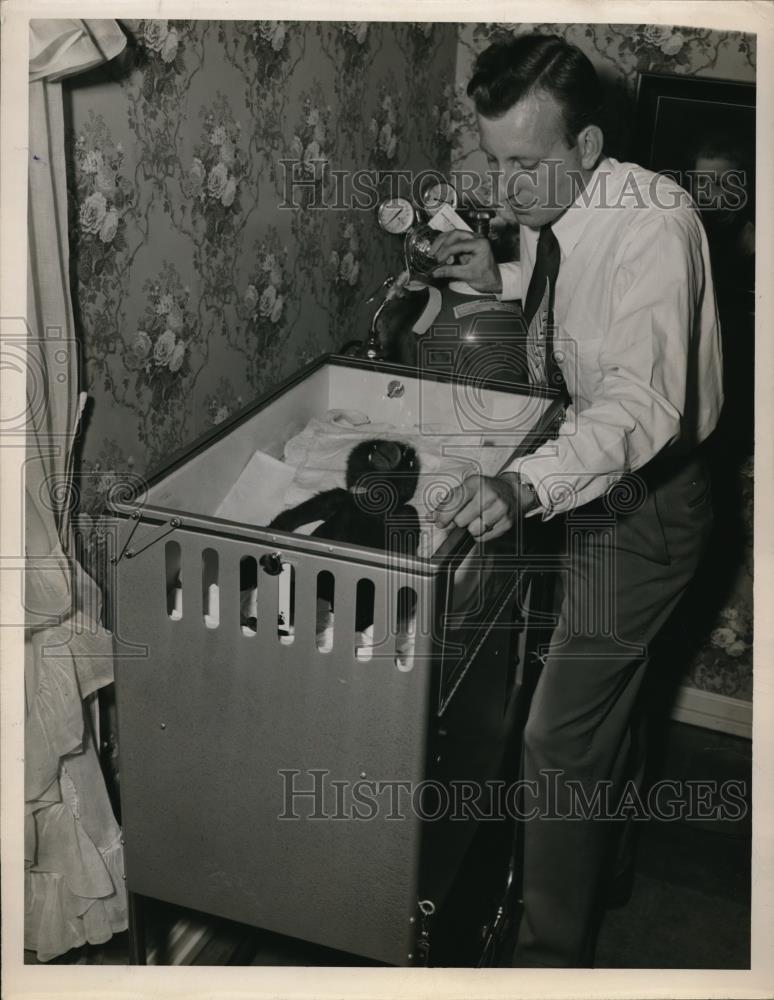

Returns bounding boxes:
[110,511,182,565]
[413,898,435,966]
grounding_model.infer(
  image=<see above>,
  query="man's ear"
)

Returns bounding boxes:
[577,125,604,170]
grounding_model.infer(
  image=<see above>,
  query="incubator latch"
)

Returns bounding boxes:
[259,552,284,576]
[414,898,435,965]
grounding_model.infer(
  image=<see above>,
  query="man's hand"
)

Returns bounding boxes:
[429,230,502,294]
[431,473,537,540]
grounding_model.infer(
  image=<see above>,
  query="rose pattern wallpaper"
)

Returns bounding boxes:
[66,21,754,703]
[67,19,455,491]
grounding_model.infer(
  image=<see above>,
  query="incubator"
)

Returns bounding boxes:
[108,180,563,969]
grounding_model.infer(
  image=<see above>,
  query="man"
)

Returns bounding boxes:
[429,35,723,966]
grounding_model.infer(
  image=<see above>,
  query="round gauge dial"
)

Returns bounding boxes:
[421,181,459,214]
[377,197,415,234]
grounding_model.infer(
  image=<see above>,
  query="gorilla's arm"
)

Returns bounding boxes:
[269,488,349,533]
[388,505,421,557]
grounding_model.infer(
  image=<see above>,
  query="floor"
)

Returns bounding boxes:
[594,722,751,969]
[25,720,751,969]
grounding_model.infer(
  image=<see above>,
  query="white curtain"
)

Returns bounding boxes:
[25,19,129,962]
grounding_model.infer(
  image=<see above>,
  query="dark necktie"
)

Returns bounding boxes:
[523,225,567,396]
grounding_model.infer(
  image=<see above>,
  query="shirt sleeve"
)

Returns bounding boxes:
[505,210,710,517]
[496,261,522,301]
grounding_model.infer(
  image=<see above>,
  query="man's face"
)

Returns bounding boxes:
[478,92,584,230]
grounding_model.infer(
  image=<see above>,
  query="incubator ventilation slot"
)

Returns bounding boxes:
[240,555,258,637]
[202,548,220,629]
[277,561,295,645]
[354,579,375,662]
[395,586,417,672]
[316,571,335,653]
[166,541,182,620]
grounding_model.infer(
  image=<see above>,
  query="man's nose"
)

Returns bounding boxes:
[505,168,540,207]
[503,169,526,206]
[489,166,507,207]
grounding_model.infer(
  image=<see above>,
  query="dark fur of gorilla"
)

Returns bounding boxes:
[244,440,421,632]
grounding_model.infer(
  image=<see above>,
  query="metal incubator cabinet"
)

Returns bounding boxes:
[108,355,564,967]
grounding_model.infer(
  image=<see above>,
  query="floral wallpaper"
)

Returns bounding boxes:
[67,20,755,705]
[449,23,756,703]
[66,19,456,500]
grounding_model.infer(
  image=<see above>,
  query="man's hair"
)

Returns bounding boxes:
[467,33,605,147]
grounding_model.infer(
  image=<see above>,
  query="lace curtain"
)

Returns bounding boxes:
[25,18,129,962]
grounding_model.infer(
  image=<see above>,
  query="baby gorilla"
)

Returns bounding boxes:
[268,439,421,632]
[270,438,420,551]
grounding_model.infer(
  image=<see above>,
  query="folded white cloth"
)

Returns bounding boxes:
[215,449,296,526]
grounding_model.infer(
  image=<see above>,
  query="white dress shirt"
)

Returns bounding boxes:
[499,157,724,516]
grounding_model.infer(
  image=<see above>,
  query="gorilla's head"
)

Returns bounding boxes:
[345,439,419,512]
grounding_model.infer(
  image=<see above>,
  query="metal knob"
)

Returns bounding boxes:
[259,552,284,576]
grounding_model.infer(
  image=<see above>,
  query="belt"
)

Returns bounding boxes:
[634,447,705,491]
[567,448,705,520]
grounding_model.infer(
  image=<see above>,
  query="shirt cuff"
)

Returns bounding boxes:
[496,261,522,301]
[505,453,564,521]
[507,452,624,519]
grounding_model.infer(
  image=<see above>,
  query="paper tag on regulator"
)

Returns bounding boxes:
[427,202,472,233]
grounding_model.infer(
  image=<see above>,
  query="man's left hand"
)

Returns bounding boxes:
[429,230,502,293]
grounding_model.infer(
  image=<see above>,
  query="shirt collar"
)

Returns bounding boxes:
[543,156,615,259]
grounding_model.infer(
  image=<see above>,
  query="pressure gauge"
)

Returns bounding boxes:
[421,180,458,214]
[377,197,415,235]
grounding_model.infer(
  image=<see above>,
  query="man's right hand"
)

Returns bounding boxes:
[429,229,502,294]
[431,472,535,540]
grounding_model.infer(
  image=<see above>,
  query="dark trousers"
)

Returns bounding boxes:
[513,454,713,967]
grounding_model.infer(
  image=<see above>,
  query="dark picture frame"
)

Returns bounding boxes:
[635,73,756,749]
[634,72,756,299]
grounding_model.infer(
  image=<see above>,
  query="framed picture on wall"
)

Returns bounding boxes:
[635,72,756,302]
